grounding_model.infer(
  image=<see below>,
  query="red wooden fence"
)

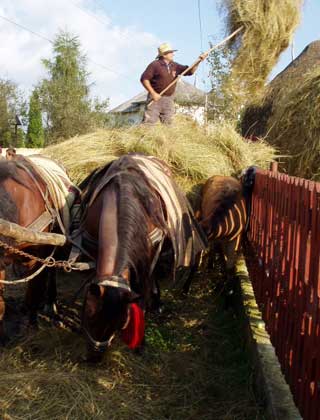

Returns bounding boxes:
[245,167,320,420]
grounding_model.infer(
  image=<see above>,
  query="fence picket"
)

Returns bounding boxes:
[246,169,320,419]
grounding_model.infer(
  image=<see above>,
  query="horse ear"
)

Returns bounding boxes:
[88,283,102,297]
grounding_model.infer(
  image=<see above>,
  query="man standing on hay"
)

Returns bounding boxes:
[141,43,208,125]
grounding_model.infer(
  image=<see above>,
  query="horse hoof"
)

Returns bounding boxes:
[43,303,58,317]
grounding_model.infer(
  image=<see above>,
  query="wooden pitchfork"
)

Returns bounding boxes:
[147,26,243,108]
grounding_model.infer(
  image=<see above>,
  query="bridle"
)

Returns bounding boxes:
[81,228,165,353]
[81,275,132,353]
[99,275,131,292]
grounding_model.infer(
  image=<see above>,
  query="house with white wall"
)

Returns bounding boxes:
[109,80,207,126]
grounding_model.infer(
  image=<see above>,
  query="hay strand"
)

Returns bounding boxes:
[44,119,275,198]
[266,67,320,180]
[221,0,303,101]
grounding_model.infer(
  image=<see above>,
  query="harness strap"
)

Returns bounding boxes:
[149,235,165,277]
[149,227,163,246]
[16,160,66,235]
[82,325,113,353]
[27,210,54,232]
[98,276,131,292]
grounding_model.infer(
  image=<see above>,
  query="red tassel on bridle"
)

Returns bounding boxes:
[121,303,145,349]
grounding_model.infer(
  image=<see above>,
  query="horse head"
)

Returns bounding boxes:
[82,276,141,362]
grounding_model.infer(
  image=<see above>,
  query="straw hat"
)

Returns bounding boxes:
[157,43,177,58]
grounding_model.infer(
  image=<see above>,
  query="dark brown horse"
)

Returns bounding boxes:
[188,176,247,301]
[0,156,74,343]
[78,154,205,362]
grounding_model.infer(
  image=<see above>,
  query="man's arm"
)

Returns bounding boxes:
[140,63,161,102]
[141,80,162,102]
[177,52,209,76]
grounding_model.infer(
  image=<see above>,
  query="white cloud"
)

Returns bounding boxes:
[0,0,160,107]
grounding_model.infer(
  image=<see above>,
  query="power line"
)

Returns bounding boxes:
[197,0,204,52]
[197,0,206,89]
[68,0,111,29]
[91,0,107,11]
[0,13,53,44]
[0,13,135,83]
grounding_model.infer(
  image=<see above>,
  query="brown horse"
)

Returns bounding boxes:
[0,156,75,343]
[77,154,206,362]
[188,176,247,301]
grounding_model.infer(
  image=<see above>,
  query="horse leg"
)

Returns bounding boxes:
[150,277,163,314]
[25,270,47,327]
[221,239,238,309]
[182,251,202,295]
[43,268,58,317]
[0,270,7,345]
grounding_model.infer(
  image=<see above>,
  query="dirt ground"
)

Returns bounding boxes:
[0,261,264,420]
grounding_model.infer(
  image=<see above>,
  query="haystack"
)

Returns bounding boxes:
[242,41,320,138]
[221,0,302,101]
[266,67,320,180]
[241,41,320,180]
[44,119,275,204]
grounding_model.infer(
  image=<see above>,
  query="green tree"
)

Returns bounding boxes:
[26,89,44,147]
[39,31,93,143]
[207,44,239,121]
[90,97,110,128]
[16,128,25,147]
[0,79,27,147]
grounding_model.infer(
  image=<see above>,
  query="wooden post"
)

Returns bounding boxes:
[270,162,278,173]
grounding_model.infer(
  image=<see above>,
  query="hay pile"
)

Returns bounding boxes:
[221,0,302,100]
[0,266,262,419]
[45,119,275,202]
[265,67,320,180]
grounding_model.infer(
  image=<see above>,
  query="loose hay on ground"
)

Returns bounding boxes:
[0,266,263,419]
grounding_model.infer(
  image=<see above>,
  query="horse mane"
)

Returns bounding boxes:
[113,169,164,294]
[202,176,243,228]
[0,157,40,188]
[0,161,22,224]
[79,160,115,208]
[81,155,166,294]
[0,160,21,184]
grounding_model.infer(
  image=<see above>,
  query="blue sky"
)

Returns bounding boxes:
[0,0,319,106]
[101,0,320,87]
